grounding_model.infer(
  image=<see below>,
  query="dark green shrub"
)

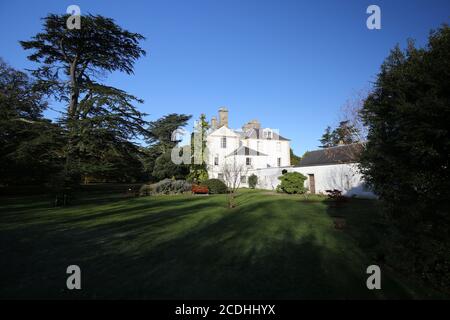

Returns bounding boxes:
[277,172,307,194]
[282,169,288,175]
[248,174,258,189]
[202,179,228,194]
[359,26,450,292]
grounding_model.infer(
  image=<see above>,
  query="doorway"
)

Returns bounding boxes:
[308,174,316,194]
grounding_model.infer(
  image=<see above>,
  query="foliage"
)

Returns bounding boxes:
[325,189,342,199]
[325,189,347,202]
[202,179,228,194]
[248,174,258,189]
[277,172,307,194]
[147,113,192,153]
[359,25,450,292]
[319,121,359,148]
[0,58,64,185]
[186,169,208,183]
[152,152,189,181]
[289,148,302,166]
[188,114,210,183]
[140,179,191,196]
[319,126,334,148]
[20,14,148,184]
[145,113,192,181]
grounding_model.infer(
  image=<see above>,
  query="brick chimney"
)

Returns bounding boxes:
[242,119,261,132]
[211,116,217,130]
[218,107,228,128]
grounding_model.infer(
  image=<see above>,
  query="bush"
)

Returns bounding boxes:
[186,167,208,183]
[248,174,258,189]
[277,172,307,194]
[202,179,228,194]
[325,189,347,202]
[282,169,288,175]
[380,220,450,293]
[140,179,191,196]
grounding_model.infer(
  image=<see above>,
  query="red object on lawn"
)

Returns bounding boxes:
[192,185,209,194]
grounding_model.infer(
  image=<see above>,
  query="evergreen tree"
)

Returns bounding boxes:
[319,126,334,148]
[0,58,63,185]
[289,148,302,166]
[360,25,450,290]
[187,114,209,182]
[20,14,147,184]
[319,122,359,148]
[332,120,358,145]
[145,113,191,181]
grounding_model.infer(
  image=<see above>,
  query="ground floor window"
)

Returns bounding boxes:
[246,157,251,166]
[277,157,281,167]
[241,175,247,183]
[218,173,224,180]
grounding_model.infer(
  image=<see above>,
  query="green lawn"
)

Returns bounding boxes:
[0,187,439,299]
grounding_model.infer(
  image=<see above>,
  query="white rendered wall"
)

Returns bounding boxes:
[206,126,291,179]
[243,163,376,199]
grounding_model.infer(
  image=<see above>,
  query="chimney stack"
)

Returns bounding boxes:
[211,116,217,130]
[218,107,228,128]
[242,119,261,132]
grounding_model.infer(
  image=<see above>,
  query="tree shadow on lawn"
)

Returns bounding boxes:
[322,198,437,299]
[0,195,417,299]
[82,199,387,299]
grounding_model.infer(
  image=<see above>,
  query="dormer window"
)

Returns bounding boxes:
[264,129,273,139]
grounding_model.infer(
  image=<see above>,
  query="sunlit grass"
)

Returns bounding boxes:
[0,188,439,299]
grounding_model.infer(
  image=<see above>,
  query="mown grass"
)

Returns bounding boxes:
[0,188,441,299]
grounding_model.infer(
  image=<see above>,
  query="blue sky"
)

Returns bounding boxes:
[0,0,448,154]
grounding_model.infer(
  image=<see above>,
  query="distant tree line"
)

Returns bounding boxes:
[319,120,360,148]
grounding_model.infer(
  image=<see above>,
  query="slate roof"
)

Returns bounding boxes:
[226,146,268,157]
[241,128,290,141]
[298,143,364,167]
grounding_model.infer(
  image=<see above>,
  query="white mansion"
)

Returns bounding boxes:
[206,107,291,184]
[204,107,375,198]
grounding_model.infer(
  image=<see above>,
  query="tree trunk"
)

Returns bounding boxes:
[228,192,235,208]
[64,59,80,185]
